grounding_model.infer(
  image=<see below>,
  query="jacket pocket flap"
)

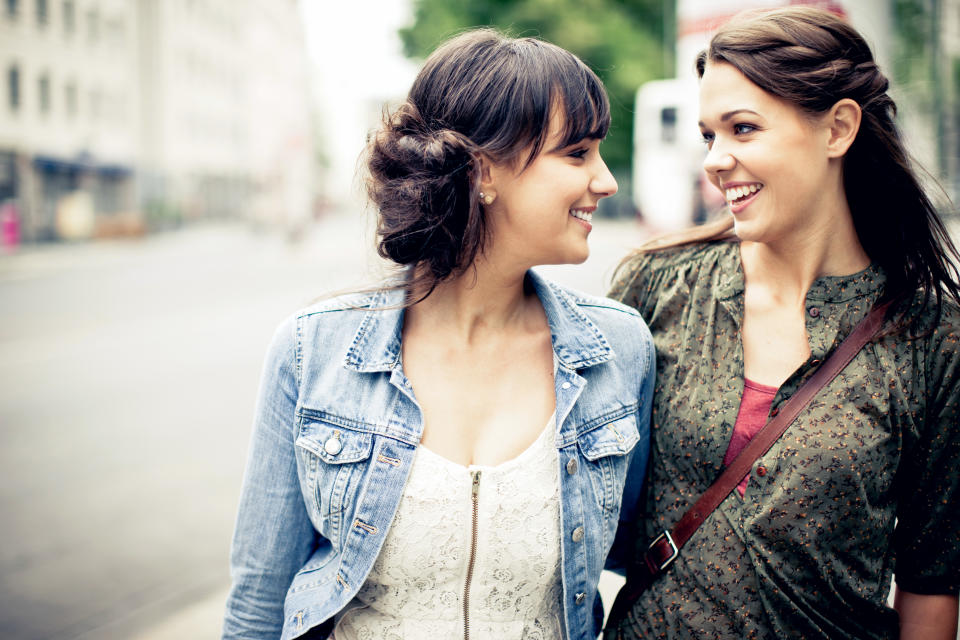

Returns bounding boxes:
[296,420,373,464]
[577,414,639,461]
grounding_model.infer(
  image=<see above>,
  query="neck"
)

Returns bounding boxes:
[405,259,537,344]
[740,204,870,306]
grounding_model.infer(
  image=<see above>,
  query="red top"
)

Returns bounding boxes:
[723,378,778,496]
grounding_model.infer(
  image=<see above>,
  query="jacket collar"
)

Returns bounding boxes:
[343,270,613,373]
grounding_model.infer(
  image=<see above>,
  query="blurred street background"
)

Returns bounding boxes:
[1,0,958,638]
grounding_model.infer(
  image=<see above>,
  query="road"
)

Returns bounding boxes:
[0,211,650,639]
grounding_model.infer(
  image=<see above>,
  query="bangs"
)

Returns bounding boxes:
[550,70,611,150]
[410,31,610,171]
[507,38,611,168]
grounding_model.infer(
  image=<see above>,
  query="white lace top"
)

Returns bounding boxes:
[332,416,564,640]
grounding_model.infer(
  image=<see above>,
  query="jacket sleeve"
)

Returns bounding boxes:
[605,319,656,574]
[223,316,319,639]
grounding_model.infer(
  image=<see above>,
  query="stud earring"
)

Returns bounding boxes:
[479,192,494,205]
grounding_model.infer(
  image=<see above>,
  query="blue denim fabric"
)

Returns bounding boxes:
[223,270,655,640]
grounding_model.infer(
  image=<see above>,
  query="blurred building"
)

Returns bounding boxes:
[0,0,313,242]
[0,0,139,241]
[138,0,313,234]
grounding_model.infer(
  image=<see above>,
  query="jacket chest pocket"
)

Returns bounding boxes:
[576,412,640,513]
[295,418,374,546]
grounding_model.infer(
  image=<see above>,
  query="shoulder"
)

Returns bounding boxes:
[918,297,960,368]
[539,276,654,363]
[615,240,735,286]
[296,289,382,320]
[610,240,737,315]
[268,287,399,363]
[545,277,643,326]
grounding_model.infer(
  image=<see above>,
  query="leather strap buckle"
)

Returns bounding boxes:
[644,530,679,574]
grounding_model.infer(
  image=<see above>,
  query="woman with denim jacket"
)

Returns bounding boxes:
[222,29,655,640]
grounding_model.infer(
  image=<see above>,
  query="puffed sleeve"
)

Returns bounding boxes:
[893,313,960,595]
[223,316,320,638]
[608,252,655,317]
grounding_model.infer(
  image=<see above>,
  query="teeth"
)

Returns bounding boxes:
[724,184,762,204]
[570,209,593,222]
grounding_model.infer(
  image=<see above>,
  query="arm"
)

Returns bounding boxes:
[222,317,319,639]
[892,317,960,640]
[606,322,656,573]
[893,588,958,640]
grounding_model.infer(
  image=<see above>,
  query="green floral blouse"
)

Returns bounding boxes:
[606,241,960,640]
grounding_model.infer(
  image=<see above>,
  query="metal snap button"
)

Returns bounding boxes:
[324,431,343,455]
[575,592,586,604]
[561,381,572,390]
[566,458,578,475]
[808,307,821,318]
[571,526,584,542]
[756,465,768,477]
[811,359,822,366]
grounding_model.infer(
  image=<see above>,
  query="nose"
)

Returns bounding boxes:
[703,140,736,177]
[591,156,618,198]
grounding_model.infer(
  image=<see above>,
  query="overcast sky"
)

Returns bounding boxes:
[300,0,420,206]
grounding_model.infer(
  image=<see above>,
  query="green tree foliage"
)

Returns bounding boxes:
[399,0,675,173]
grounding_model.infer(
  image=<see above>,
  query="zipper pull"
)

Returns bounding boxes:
[471,470,481,498]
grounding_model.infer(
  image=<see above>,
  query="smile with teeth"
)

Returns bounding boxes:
[725,183,763,204]
[570,208,593,222]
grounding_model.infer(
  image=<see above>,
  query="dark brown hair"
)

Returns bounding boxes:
[640,7,960,327]
[366,29,610,302]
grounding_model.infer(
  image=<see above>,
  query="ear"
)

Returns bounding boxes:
[478,155,496,197]
[824,98,861,158]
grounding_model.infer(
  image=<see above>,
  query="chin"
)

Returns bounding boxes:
[731,218,764,244]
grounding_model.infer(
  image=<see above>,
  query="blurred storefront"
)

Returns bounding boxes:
[0,0,314,243]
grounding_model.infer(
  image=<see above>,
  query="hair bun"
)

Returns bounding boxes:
[394,128,476,175]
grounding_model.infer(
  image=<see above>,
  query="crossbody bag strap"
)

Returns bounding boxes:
[607,300,892,628]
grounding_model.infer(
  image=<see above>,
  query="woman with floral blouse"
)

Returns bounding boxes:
[606,7,960,640]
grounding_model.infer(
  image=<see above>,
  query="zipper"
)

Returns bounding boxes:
[463,470,481,640]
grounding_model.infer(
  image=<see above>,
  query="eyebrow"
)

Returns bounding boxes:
[698,108,761,128]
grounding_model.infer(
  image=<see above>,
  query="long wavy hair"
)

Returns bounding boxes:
[635,7,960,328]
[366,29,610,304]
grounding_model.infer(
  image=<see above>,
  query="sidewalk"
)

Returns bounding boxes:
[129,587,229,640]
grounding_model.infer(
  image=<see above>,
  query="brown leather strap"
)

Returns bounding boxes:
[607,300,892,628]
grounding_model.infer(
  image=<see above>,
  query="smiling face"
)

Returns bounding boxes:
[483,109,618,268]
[698,61,844,246]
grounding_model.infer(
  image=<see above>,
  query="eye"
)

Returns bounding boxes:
[699,131,715,146]
[733,123,758,135]
[567,147,588,159]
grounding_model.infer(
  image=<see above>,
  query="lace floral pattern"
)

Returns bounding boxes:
[333,418,563,639]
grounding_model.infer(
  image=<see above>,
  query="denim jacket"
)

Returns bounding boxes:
[223,270,655,640]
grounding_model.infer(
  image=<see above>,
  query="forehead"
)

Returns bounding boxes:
[698,61,791,122]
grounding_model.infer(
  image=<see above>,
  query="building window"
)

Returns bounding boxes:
[6,0,17,18]
[62,0,73,35]
[65,81,76,117]
[38,73,50,114]
[7,65,19,111]
[86,7,98,43]
[89,88,100,120]
[35,0,46,26]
